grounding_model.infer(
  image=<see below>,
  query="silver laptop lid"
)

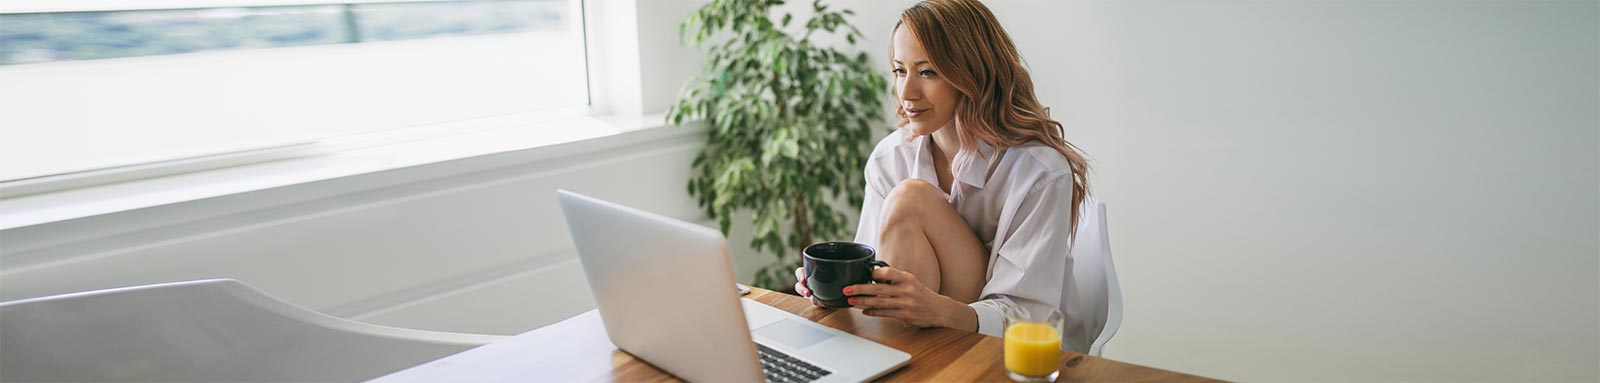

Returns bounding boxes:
[556,190,763,382]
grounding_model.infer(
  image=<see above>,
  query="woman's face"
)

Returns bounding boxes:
[892,26,959,136]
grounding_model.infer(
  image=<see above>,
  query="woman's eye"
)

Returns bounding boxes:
[892,68,907,76]
[919,69,937,77]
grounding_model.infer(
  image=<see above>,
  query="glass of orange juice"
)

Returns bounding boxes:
[1003,302,1063,382]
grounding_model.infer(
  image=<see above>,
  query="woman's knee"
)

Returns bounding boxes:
[883,179,943,224]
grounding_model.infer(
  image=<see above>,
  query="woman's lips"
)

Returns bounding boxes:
[906,108,927,118]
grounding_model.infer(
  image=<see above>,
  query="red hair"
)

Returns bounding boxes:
[894,0,1093,237]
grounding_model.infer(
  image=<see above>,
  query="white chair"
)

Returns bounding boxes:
[0,279,504,382]
[1062,196,1123,356]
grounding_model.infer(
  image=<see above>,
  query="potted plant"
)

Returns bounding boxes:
[667,0,888,290]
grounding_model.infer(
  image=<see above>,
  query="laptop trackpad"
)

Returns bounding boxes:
[753,319,835,350]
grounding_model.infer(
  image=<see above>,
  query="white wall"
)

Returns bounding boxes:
[1058,2,1596,381]
[0,124,732,336]
[820,0,1596,381]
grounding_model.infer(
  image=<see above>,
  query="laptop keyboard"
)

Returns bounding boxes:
[757,343,831,383]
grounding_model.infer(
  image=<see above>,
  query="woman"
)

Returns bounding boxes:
[794,0,1091,340]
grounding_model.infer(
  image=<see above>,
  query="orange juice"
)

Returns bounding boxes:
[1004,321,1062,377]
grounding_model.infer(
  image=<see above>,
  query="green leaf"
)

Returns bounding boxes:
[670,0,887,290]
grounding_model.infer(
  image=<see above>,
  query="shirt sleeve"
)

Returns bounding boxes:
[852,156,890,249]
[967,173,1075,338]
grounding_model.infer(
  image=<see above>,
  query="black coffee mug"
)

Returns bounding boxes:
[802,242,889,308]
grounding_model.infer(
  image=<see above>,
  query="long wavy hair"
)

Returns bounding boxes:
[894,0,1092,237]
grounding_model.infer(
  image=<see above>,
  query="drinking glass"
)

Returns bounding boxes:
[1003,302,1063,382]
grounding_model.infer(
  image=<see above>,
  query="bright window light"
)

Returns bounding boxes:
[0,0,589,184]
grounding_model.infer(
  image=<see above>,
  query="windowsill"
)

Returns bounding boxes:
[0,112,702,230]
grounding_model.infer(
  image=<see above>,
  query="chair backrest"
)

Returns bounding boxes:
[0,279,504,382]
[1062,197,1123,356]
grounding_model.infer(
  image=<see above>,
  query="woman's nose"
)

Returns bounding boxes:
[898,79,921,101]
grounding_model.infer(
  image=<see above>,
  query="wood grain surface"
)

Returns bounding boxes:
[742,288,1220,382]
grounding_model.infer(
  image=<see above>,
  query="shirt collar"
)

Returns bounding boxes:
[911,134,997,190]
[960,139,996,189]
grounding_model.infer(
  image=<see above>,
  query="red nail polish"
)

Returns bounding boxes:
[843,287,854,294]
[848,298,857,304]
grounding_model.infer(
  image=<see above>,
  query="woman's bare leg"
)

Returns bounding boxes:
[875,179,988,303]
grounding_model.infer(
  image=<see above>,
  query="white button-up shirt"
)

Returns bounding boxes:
[854,129,1080,348]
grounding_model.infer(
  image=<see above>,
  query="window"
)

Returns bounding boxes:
[0,0,589,186]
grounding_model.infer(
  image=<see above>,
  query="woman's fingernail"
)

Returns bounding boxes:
[843,287,854,294]
[848,298,858,304]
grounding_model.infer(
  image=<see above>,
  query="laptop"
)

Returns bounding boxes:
[556,190,910,383]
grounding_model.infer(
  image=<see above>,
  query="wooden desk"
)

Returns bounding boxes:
[373,288,1220,382]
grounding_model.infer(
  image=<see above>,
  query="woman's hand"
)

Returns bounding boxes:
[844,267,978,331]
[793,267,826,308]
